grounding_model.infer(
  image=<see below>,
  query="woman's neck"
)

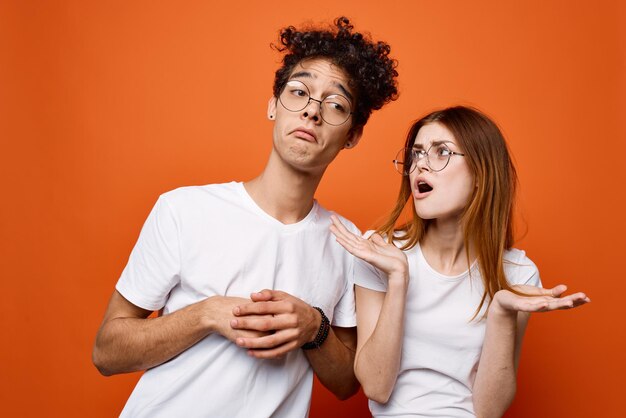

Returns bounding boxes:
[420,217,475,276]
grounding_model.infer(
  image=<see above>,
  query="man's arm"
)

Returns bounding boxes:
[304,325,358,400]
[92,290,268,376]
[230,290,359,400]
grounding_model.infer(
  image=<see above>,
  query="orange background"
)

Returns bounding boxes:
[1,1,624,417]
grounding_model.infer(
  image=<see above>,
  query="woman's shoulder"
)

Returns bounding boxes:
[503,248,533,264]
[503,248,541,287]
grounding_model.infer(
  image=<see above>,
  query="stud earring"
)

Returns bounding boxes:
[269,115,274,119]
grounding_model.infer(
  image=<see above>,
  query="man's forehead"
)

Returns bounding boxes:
[288,59,353,98]
[294,59,349,78]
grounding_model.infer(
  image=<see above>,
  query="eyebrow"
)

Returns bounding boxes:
[289,71,354,101]
[412,140,454,149]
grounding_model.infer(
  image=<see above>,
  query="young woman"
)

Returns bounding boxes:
[330,106,589,418]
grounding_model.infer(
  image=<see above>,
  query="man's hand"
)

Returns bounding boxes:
[230,290,321,359]
[206,295,272,342]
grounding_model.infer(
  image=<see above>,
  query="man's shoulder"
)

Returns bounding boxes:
[315,203,361,235]
[159,181,242,206]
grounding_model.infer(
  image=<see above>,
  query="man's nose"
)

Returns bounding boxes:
[302,97,322,122]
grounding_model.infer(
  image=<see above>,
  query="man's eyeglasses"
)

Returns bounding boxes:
[279,80,352,126]
[393,143,465,175]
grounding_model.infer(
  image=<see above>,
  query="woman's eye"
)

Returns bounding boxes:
[291,89,307,97]
[437,147,451,157]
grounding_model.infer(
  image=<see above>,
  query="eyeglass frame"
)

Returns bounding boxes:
[393,143,466,175]
[277,79,354,126]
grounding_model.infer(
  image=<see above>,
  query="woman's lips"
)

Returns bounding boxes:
[417,181,433,193]
[414,178,434,198]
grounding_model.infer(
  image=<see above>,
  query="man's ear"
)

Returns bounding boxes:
[345,126,363,149]
[267,96,277,120]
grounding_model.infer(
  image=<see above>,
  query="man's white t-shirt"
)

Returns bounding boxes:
[116,182,358,418]
[354,241,541,418]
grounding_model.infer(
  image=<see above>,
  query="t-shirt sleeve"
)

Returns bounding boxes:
[352,230,388,293]
[331,278,356,327]
[504,249,542,288]
[115,195,181,311]
[328,218,361,328]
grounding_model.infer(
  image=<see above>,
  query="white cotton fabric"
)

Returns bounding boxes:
[116,182,358,418]
[354,240,541,418]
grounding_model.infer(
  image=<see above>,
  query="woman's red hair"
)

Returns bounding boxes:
[378,106,519,318]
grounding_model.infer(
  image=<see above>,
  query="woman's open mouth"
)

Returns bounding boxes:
[417,181,433,193]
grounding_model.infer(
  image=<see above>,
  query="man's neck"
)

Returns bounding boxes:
[244,151,325,225]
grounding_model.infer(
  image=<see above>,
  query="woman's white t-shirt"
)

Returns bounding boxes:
[354,241,541,417]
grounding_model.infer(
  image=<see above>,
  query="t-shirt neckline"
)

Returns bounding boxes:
[235,182,318,231]
[416,243,478,282]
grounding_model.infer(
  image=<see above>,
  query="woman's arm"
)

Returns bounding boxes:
[354,281,408,403]
[330,216,409,403]
[473,285,590,417]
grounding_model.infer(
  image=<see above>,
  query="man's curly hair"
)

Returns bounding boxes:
[272,17,399,129]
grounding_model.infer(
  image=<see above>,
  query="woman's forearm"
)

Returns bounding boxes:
[355,275,408,403]
[472,302,519,418]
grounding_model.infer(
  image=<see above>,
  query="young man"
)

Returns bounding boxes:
[93,17,398,417]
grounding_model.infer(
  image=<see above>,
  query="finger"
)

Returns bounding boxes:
[516,298,551,312]
[333,233,358,254]
[370,233,387,245]
[331,227,363,252]
[512,284,563,298]
[234,300,289,316]
[531,297,576,311]
[230,315,273,331]
[515,285,557,297]
[236,328,299,349]
[249,289,275,302]
[334,235,375,262]
[233,329,271,339]
[246,340,301,359]
[330,224,360,248]
[557,292,591,308]
[329,224,351,244]
[330,216,361,244]
[231,314,297,331]
[549,284,568,297]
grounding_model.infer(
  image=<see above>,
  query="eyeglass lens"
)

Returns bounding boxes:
[279,80,351,125]
[394,144,452,175]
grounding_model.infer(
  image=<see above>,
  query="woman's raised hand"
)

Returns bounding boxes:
[492,284,590,314]
[330,215,408,280]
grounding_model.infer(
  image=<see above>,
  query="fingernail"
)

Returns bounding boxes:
[233,307,240,315]
[230,319,238,327]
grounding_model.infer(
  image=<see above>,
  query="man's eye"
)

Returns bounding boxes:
[327,102,346,113]
[291,89,307,97]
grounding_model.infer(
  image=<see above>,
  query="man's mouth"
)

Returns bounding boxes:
[292,128,317,142]
[417,181,433,194]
